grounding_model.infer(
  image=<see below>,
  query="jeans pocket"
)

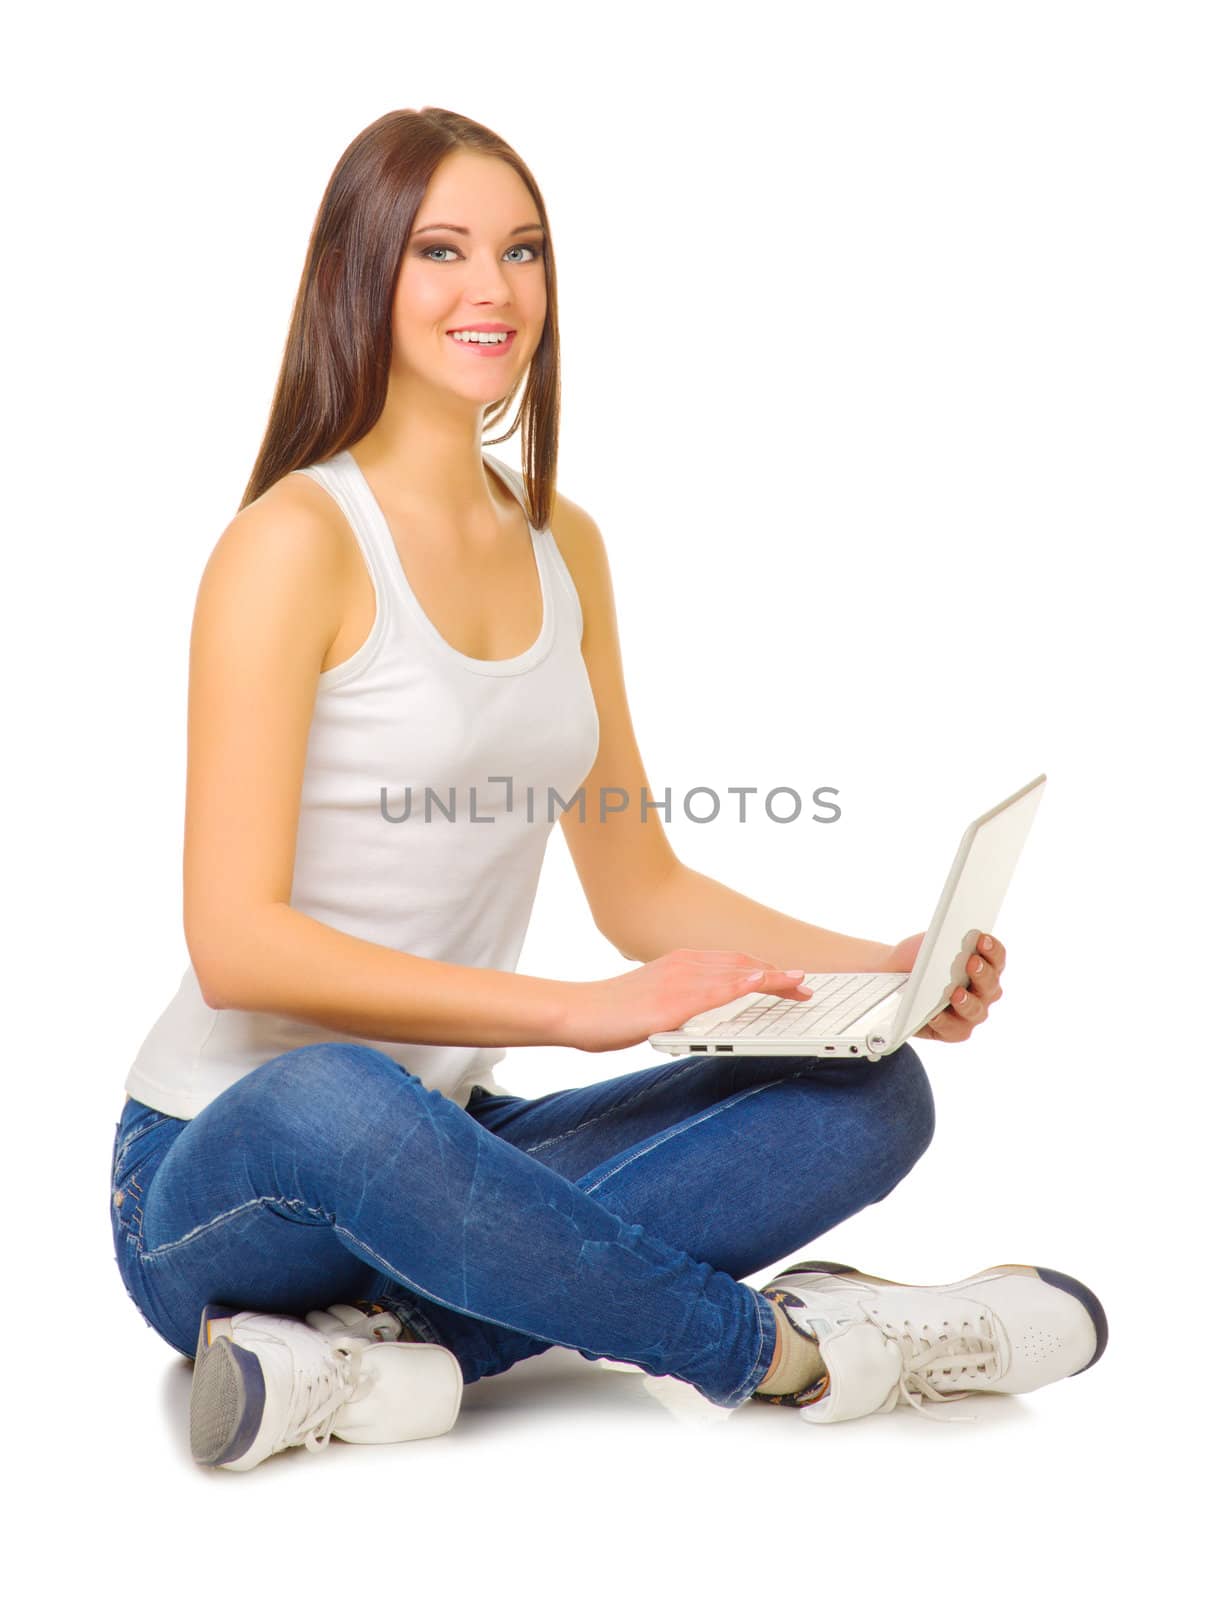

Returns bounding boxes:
[111,1106,179,1249]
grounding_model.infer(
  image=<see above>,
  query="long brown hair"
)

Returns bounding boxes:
[237,108,561,529]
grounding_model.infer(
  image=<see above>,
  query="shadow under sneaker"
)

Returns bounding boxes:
[751,1260,1108,1424]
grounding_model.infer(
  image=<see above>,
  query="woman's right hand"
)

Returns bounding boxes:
[561,949,814,1053]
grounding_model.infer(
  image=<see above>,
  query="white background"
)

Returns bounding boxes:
[6,0,1208,1589]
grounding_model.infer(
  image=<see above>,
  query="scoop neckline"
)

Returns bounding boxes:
[341,448,555,677]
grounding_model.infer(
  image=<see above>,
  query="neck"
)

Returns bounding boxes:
[350,389,507,533]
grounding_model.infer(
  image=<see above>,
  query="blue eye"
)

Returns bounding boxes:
[418,242,542,264]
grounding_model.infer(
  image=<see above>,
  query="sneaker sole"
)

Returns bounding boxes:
[780,1260,1108,1374]
[190,1303,267,1467]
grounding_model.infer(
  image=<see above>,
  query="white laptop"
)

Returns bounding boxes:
[648,774,1046,1064]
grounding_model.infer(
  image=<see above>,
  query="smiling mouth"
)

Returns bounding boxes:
[445,329,519,354]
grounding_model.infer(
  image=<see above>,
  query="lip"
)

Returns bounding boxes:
[446,329,518,357]
[446,322,516,333]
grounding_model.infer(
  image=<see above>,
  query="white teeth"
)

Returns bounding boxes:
[450,330,511,344]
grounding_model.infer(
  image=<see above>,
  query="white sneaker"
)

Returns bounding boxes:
[752,1259,1108,1424]
[189,1300,464,1470]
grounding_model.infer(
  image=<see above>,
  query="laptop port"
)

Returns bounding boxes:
[691,1046,707,1052]
[717,1045,734,1052]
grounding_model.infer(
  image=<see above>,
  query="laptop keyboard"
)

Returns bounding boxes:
[698,972,906,1039]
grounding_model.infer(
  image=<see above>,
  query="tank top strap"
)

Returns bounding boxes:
[483,454,585,645]
[296,448,583,650]
[292,452,402,604]
[481,452,534,526]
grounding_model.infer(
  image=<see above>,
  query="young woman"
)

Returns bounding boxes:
[109,107,1107,1473]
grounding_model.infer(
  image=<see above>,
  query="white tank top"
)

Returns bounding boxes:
[124,450,600,1120]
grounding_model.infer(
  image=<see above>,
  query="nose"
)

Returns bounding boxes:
[463,246,515,305]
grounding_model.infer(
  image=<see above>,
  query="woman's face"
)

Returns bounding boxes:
[391,150,548,405]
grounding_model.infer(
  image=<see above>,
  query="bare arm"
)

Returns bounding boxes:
[203,904,571,1047]
[612,860,895,973]
[547,495,893,977]
[183,475,573,1048]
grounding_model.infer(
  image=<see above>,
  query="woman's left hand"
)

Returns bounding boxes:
[881,930,1006,1043]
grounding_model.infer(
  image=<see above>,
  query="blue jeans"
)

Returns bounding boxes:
[109,1042,934,1409]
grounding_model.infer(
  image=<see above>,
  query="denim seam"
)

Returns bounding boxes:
[574,1075,785,1408]
[121,1177,146,1247]
[329,1224,622,1361]
[723,1285,779,1406]
[138,1195,335,1260]
[579,1077,780,1195]
[112,1116,175,1176]
[136,1194,559,1353]
[521,1054,708,1157]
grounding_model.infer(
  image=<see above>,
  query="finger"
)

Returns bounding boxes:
[915,1021,948,1041]
[741,966,814,996]
[949,984,989,1026]
[918,1006,974,1043]
[965,951,1001,1003]
[915,1014,961,1041]
[977,932,1006,973]
[919,991,982,1039]
[736,953,812,983]
[736,953,784,973]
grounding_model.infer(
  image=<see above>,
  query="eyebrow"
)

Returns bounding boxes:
[412,222,545,237]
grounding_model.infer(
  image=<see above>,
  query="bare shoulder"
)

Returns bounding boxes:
[216,469,351,573]
[548,489,614,622]
[191,468,359,689]
[201,469,354,621]
[549,487,605,554]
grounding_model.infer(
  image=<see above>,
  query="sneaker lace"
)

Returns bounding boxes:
[277,1337,374,1455]
[860,1303,1007,1424]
